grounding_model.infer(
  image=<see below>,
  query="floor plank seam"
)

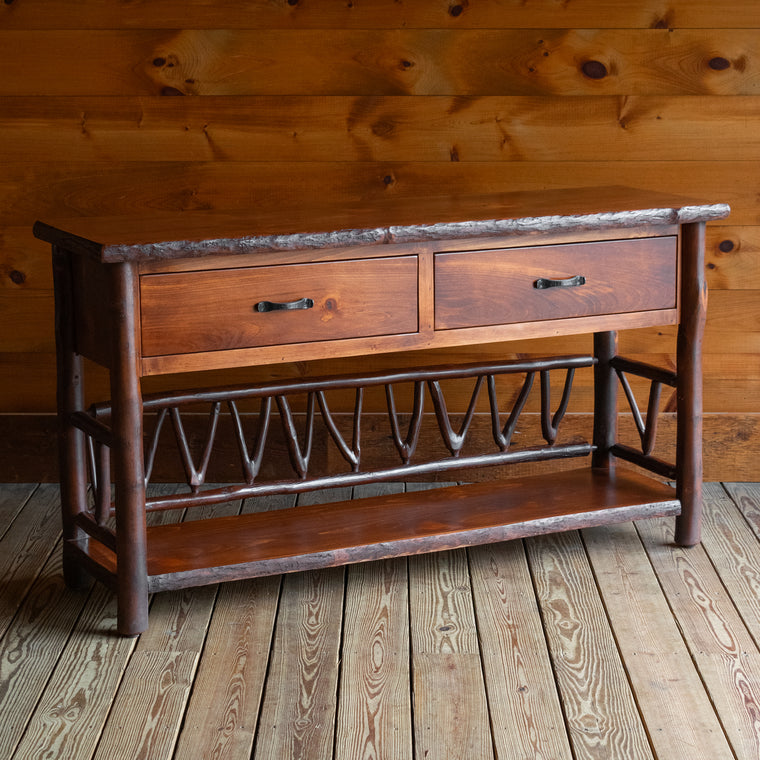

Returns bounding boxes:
[330,551,352,760]
[0,483,40,544]
[464,546,503,760]
[167,583,223,760]
[248,568,286,759]
[577,527,661,760]
[633,520,744,760]
[723,482,760,543]
[521,535,578,758]
[405,549,418,760]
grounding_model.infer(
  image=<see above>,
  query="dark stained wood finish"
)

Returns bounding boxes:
[79,468,679,592]
[140,256,418,357]
[37,189,727,633]
[70,252,113,369]
[108,262,148,635]
[51,245,90,591]
[434,236,677,330]
[32,186,727,263]
[592,330,619,470]
[676,222,708,546]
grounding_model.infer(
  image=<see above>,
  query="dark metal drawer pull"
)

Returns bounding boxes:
[534,275,586,290]
[255,297,314,313]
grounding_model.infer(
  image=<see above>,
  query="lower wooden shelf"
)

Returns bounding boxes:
[83,467,679,594]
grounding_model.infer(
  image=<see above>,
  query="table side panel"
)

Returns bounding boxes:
[69,250,114,368]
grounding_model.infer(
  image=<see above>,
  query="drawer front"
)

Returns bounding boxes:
[141,256,418,357]
[434,237,677,330]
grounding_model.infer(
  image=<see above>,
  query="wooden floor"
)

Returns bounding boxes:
[3,480,760,760]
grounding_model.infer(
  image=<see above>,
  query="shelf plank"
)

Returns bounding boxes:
[86,468,679,593]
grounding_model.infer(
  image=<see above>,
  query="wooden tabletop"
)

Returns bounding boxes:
[33,185,730,263]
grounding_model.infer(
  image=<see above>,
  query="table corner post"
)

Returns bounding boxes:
[52,244,91,590]
[109,261,150,635]
[675,221,706,547]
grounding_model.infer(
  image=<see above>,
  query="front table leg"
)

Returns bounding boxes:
[110,262,149,635]
[675,221,707,546]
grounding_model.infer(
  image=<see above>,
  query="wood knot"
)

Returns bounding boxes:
[448,4,464,16]
[400,59,414,70]
[709,57,731,71]
[161,86,185,96]
[371,120,395,138]
[581,60,608,79]
[650,12,674,30]
[153,54,177,70]
[718,239,735,253]
[382,174,396,186]
[8,270,25,285]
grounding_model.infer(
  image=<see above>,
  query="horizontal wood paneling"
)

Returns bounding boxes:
[3,1,759,30]
[3,324,760,413]
[3,161,758,227]
[2,4,757,478]
[1,30,759,96]
[4,96,760,163]
[705,226,760,289]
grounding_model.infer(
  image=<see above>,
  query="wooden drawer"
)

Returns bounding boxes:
[140,256,418,357]
[434,237,677,330]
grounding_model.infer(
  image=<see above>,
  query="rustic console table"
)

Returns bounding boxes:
[35,187,729,636]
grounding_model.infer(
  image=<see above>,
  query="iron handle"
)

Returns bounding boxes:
[254,297,314,313]
[533,275,586,290]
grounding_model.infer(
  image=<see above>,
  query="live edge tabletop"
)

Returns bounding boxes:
[34,186,730,635]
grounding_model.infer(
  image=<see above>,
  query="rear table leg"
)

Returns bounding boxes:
[52,245,91,591]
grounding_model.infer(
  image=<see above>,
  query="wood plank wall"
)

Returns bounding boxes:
[1,1,759,480]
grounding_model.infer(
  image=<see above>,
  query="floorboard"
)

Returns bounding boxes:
[335,484,413,760]
[2,482,760,760]
[638,514,760,759]
[253,488,350,760]
[470,540,572,760]
[526,530,654,760]
[583,521,735,760]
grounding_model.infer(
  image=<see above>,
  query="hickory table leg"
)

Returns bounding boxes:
[110,262,150,636]
[675,221,707,546]
[52,245,91,590]
[592,330,619,470]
